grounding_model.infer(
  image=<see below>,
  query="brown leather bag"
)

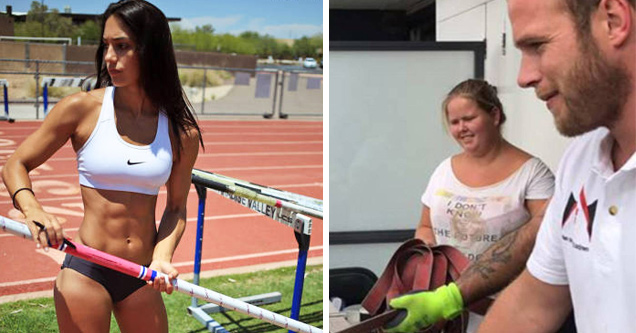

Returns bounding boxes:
[334,238,490,333]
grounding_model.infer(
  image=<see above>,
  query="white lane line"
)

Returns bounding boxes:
[1,131,321,137]
[1,123,321,131]
[0,209,323,239]
[25,165,322,179]
[0,212,268,238]
[0,140,322,147]
[173,246,323,268]
[198,151,322,157]
[199,125,322,129]
[39,151,322,162]
[204,132,321,136]
[0,246,323,288]
[202,141,322,145]
[0,182,322,205]
[0,277,56,288]
[0,182,323,205]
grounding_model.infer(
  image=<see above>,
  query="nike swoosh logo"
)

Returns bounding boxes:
[127,160,145,165]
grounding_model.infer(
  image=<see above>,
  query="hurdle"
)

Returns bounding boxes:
[0,216,322,333]
[41,76,96,115]
[0,79,14,122]
[190,169,323,332]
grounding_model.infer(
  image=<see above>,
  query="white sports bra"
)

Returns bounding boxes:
[77,86,173,195]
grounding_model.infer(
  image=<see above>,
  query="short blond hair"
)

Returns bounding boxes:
[563,0,635,39]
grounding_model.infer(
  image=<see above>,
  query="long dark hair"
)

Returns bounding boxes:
[95,0,203,157]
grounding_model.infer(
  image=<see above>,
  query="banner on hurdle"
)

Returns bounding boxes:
[0,215,322,333]
[192,169,323,219]
[40,76,97,115]
[41,76,95,89]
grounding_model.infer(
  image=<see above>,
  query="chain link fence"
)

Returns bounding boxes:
[0,58,322,120]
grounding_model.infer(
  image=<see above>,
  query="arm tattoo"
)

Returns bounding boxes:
[457,228,530,304]
[464,229,519,280]
[458,201,546,304]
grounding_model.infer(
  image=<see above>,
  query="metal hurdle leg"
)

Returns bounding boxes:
[0,83,14,123]
[263,70,280,119]
[278,71,288,119]
[289,215,311,333]
[187,184,282,332]
[191,184,207,308]
[43,83,48,116]
[3,84,8,119]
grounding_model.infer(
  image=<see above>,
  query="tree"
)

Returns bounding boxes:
[44,9,74,37]
[257,36,279,58]
[15,1,75,39]
[170,23,322,59]
[277,43,293,60]
[310,33,323,54]
[195,24,215,35]
[73,20,101,44]
[293,36,314,58]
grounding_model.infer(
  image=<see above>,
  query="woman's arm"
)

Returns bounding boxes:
[2,93,91,248]
[148,126,200,294]
[457,198,549,304]
[525,199,548,226]
[415,206,436,245]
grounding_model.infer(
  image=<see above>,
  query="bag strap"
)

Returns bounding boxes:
[362,239,433,315]
[339,239,491,333]
[435,245,493,316]
[334,309,401,333]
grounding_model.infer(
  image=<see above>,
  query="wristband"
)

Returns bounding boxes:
[11,187,35,210]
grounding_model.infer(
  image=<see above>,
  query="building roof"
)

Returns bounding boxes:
[1,6,180,25]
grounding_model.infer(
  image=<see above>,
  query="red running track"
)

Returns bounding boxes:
[0,119,323,300]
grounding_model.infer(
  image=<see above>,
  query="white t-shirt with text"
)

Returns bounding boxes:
[422,157,554,261]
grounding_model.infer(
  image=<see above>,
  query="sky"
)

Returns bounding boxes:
[2,0,323,39]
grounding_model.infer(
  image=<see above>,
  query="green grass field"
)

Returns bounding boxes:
[0,265,323,332]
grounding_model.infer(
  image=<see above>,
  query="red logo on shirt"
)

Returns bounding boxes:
[561,188,597,240]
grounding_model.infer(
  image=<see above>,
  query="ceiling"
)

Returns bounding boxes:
[329,0,434,12]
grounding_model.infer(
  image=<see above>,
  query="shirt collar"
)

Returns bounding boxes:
[592,128,636,178]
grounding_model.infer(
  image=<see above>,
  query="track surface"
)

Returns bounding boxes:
[0,119,323,300]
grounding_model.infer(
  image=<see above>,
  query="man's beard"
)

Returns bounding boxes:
[557,37,631,137]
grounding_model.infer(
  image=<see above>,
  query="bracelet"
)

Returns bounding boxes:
[11,187,35,210]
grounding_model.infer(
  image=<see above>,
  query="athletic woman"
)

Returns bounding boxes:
[2,1,202,331]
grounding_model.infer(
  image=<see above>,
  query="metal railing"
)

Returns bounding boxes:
[0,58,322,120]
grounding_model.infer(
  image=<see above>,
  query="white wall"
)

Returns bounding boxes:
[329,48,476,275]
[330,50,471,233]
[437,5,485,41]
[436,0,570,172]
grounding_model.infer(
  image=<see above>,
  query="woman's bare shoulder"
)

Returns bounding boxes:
[53,88,105,116]
[38,89,103,128]
[167,119,201,144]
[507,143,534,162]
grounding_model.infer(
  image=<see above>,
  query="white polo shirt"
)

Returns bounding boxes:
[527,127,636,332]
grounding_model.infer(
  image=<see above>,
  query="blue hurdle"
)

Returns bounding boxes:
[189,169,322,332]
[0,79,12,122]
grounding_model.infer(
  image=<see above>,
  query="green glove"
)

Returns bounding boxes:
[384,282,464,333]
